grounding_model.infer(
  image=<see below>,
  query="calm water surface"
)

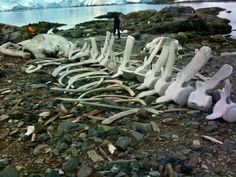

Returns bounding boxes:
[0,2,235,37]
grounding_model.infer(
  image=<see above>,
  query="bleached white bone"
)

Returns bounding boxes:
[137,41,177,98]
[112,36,135,78]
[100,34,115,67]
[90,37,99,60]
[97,31,111,62]
[58,68,96,86]
[145,37,162,53]
[135,37,164,75]
[188,64,233,111]
[0,42,31,59]
[154,41,177,96]
[66,71,109,89]
[206,79,236,123]
[156,46,211,106]
[137,45,169,90]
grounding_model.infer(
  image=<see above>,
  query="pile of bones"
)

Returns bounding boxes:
[0,32,235,124]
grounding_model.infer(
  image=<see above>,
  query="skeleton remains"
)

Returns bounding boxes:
[0,32,235,123]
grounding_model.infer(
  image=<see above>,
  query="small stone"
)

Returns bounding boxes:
[46,170,60,177]
[149,171,160,177]
[133,122,152,134]
[39,111,50,117]
[33,144,48,155]
[192,140,200,145]
[150,121,160,133]
[57,121,85,134]
[141,160,158,171]
[130,160,140,172]
[0,114,10,121]
[172,134,179,140]
[87,150,104,163]
[77,164,92,177]
[0,165,20,177]
[110,165,120,174]
[115,171,127,177]
[62,158,80,172]
[131,131,144,141]
[201,164,209,170]
[116,136,130,151]
[173,152,187,160]
[205,124,218,133]
[0,159,10,170]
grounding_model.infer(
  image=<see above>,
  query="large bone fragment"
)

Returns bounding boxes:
[90,37,99,60]
[0,42,31,59]
[97,31,111,62]
[156,46,211,106]
[206,79,236,123]
[188,64,233,111]
[137,45,169,90]
[154,41,177,96]
[112,36,135,78]
[135,37,164,75]
[137,41,177,98]
[100,34,115,67]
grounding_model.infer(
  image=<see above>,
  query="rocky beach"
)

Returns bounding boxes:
[0,5,236,177]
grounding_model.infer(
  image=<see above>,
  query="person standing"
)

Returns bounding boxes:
[113,14,121,39]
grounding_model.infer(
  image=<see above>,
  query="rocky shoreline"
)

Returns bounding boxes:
[0,6,236,177]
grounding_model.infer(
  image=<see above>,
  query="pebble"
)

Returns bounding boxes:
[131,130,144,141]
[149,171,160,177]
[0,165,20,177]
[116,136,130,151]
[39,111,50,117]
[77,164,92,177]
[62,158,81,172]
[141,160,158,171]
[173,152,187,160]
[33,144,48,155]
[87,150,104,163]
[132,122,152,134]
[150,121,160,133]
[46,170,60,177]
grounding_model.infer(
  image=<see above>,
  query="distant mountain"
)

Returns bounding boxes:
[0,0,150,11]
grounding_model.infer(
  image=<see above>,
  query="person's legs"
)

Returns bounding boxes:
[113,26,116,36]
[117,27,121,38]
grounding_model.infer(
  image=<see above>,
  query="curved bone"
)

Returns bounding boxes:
[156,46,211,106]
[137,45,169,90]
[107,83,135,97]
[52,58,97,77]
[0,42,31,59]
[206,79,236,123]
[68,43,91,61]
[25,64,43,73]
[58,68,97,86]
[135,37,164,75]
[68,42,88,61]
[112,36,135,78]
[188,64,233,111]
[66,71,109,89]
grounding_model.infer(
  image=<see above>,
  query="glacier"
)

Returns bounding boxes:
[0,0,148,11]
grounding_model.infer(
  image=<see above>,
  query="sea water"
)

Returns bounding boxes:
[0,2,235,37]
